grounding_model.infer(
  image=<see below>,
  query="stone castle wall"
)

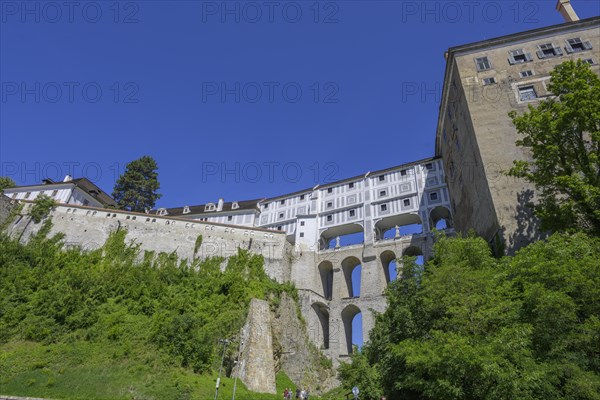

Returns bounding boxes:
[7,202,291,283]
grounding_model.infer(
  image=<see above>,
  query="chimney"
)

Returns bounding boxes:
[63,175,73,182]
[217,198,224,211]
[556,0,579,22]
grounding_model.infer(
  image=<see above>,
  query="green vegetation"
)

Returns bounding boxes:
[508,60,600,235]
[339,233,600,400]
[0,176,16,191]
[0,225,298,399]
[29,194,57,223]
[112,155,162,212]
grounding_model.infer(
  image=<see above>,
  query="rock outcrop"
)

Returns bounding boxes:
[272,293,338,394]
[236,298,277,394]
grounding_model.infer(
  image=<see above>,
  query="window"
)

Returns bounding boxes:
[349,182,354,189]
[326,215,333,222]
[537,43,563,59]
[379,190,387,197]
[430,192,439,201]
[403,199,410,207]
[280,199,285,205]
[400,169,407,176]
[327,201,333,208]
[327,188,333,194]
[83,199,89,206]
[263,203,269,209]
[482,77,496,85]
[299,232,304,237]
[380,204,388,212]
[508,49,532,64]
[24,192,31,199]
[349,209,356,217]
[518,85,537,101]
[228,216,233,221]
[277,226,282,231]
[379,175,385,181]
[565,38,592,53]
[279,213,284,219]
[475,56,491,71]
[51,190,58,197]
[520,70,534,78]
[11,193,17,199]
[425,163,433,170]
[583,58,596,65]
[300,194,305,200]
[300,221,305,226]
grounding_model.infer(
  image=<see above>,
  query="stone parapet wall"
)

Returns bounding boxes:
[8,202,290,282]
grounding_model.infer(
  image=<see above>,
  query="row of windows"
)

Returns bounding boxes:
[15,189,92,206]
[475,37,594,72]
[263,194,309,209]
[18,189,60,200]
[263,164,438,209]
[481,58,595,87]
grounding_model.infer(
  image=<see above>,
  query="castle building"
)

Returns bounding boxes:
[3,1,599,365]
[3,175,117,208]
[154,157,453,252]
[437,5,599,252]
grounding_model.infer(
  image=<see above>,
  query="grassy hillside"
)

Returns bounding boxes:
[0,221,305,399]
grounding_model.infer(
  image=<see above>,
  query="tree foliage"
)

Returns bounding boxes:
[340,233,600,400]
[112,156,162,212]
[0,176,16,191]
[0,226,292,374]
[508,60,600,235]
[29,194,57,223]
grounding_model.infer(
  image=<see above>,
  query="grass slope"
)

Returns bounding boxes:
[0,341,296,400]
[0,224,311,400]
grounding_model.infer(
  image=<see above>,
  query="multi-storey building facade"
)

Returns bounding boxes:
[437,8,599,252]
[154,157,452,251]
[3,175,117,208]
[3,1,598,365]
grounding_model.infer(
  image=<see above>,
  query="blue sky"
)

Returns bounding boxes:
[2,1,599,204]
[1,1,599,348]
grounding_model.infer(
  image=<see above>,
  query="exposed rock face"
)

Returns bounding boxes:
[272,293,338,394]
[0,195,17,227]
[237,299,277,394]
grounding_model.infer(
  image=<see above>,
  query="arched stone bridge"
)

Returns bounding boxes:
[293,230,452,364]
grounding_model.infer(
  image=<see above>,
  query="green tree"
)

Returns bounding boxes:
[338,347,382,400]
[29,194,57,223]
[0,176,16,191]
[507,60,600,235]
[341,233,600,400]
[112,156,162,212]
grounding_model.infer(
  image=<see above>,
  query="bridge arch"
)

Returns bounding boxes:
[375,213,423,240]
[379,250,398,285]
[318,260,334,300]
[341,256,361,298]
[403,245,423,257]
[319,223,364,250]
[430,206,453,230]
[311,302,330,350]
[341,304,362,355]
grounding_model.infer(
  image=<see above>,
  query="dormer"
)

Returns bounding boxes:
[183,206,191,214]
[232,201,239,210]
[157,208,168,216]
[205,203,216,212]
